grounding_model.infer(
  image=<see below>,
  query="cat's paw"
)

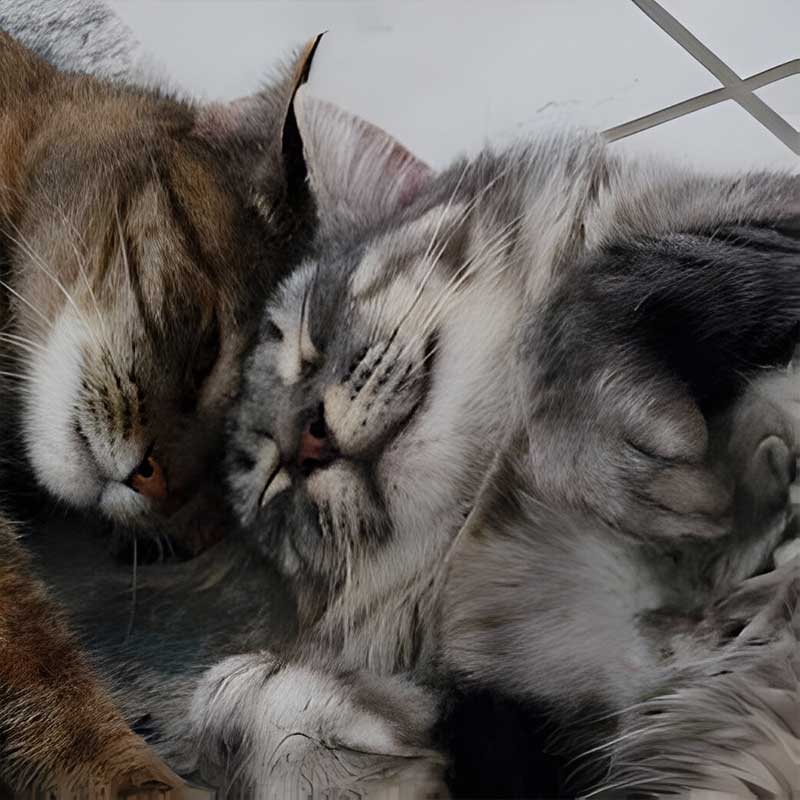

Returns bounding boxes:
[618,385,797,542]
[615,451,734,540]
[187,654,446,798]
[774,537,800,567]
[41,742,189,800]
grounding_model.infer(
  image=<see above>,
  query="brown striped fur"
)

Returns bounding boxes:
[0,512,186,795]
[0,30,316,543]
[0,28,319,794]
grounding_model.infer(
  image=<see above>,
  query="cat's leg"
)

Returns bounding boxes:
[527,364,796,550]
[440,416,796,722]
[184,651,448,799]
[0,513,187,797]
[693,376,798,586]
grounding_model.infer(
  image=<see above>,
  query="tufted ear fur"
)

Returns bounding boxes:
[292,85,435,234]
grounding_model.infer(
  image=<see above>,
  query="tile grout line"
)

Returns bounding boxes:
[630,0,800,155]
[604,59,800,142]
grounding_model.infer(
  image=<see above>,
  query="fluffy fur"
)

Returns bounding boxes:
[0,23,316,544]
[0,515,187,795]
[0,0,142,81]
[0,7,321,792]
[205,94,800,795]
[6,10,800,795]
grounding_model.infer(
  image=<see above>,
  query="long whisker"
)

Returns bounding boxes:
[397,215,521,379]
[38,185,111,354]
[0,335,46,360]
[4,226,103,354]
[339,215,519,433]
[124,534,138,643]
[0,279,52,331]
[0,332,47,353]
[354,162,465,346]
[382,161,518,344]
[0,369,37,384]
[419,214,521,334]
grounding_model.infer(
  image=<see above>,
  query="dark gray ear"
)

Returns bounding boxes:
[192,35,324,249]
[293,85,435,234]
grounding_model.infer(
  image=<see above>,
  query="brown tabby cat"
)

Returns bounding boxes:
[0,28,320,794]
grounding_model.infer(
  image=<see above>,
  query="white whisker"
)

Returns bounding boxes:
[0,279,52,330]
[0,332,46,354]
[40,187,113,356]
[4,225,103,353]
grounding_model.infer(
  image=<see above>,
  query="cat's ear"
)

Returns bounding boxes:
[191,34,324,235]
[292,85,435,232]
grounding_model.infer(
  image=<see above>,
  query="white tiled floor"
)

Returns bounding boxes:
[659,0,800,77]
[611,99,800,173]
[756,76,800,132]
[109,0,799,173]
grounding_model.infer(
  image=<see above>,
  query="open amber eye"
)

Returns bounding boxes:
[127,449,168,501]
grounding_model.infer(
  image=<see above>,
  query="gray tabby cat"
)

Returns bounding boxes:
[0,0,142,80]
[204,91,800,795]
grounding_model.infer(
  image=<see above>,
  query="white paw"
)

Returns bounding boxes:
[774,537,800,567]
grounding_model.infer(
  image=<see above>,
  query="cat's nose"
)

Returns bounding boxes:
[297,405,337,474]
[126,452,168,501]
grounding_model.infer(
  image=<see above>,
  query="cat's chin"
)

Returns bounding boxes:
[249,479,326,579]
[99,480,158,528]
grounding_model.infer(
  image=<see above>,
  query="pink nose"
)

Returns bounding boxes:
[298,425,325,465]
[297,410,335,471]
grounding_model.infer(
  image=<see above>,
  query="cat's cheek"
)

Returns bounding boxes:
[305,461,364,518]
[23,311,99,506]
[249,486,322,580]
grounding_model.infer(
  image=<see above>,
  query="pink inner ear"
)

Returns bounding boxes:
[394,158,434,209]
[376,139,434,208]
[294,87,436,224]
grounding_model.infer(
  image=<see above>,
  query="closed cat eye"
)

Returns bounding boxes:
[264,320,284,341]
[181,310,222,411]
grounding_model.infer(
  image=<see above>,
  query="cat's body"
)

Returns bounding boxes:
[207,97,800,795]
[2,8,799,796]
[0,15,321,792]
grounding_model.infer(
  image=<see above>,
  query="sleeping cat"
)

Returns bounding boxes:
[0,19,322,794]
[0,26,318,543]
[205,93,800,795]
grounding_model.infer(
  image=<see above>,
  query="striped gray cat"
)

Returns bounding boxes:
[205,91,800,795]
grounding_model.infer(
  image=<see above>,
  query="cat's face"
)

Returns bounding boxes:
[227,91,522,607]
[1,34,316,529]
[12,150,258,526]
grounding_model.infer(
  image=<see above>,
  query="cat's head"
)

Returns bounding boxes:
[226,89,529,613]
[0,33,319,528]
